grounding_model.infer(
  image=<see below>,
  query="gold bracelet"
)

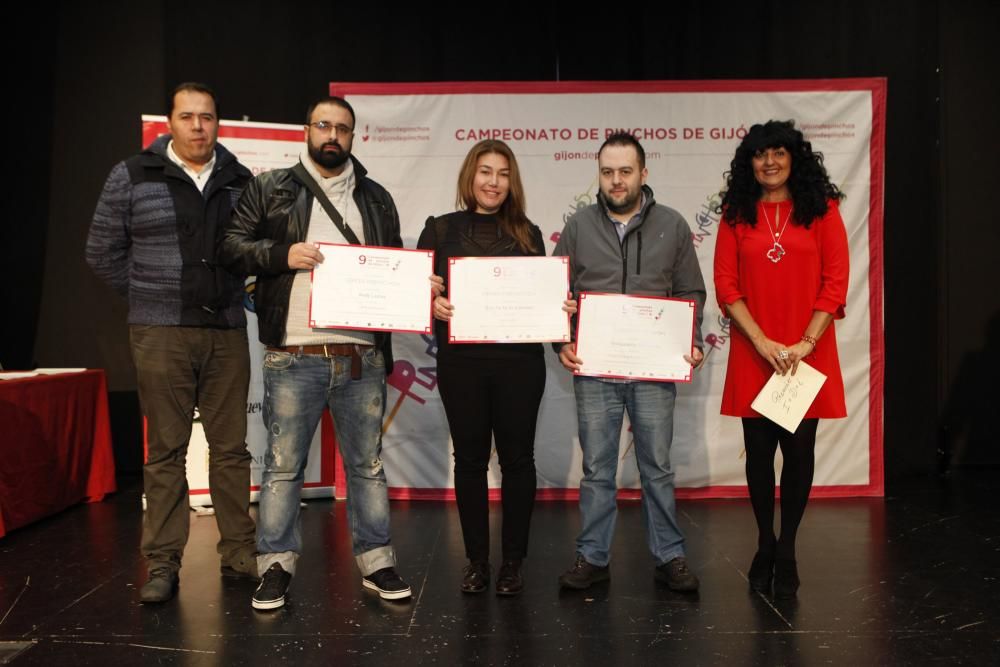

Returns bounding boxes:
[801,334,817,347]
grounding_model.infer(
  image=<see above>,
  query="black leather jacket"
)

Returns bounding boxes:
[220,155,403,370]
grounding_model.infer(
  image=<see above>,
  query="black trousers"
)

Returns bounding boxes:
[437,355,546,562]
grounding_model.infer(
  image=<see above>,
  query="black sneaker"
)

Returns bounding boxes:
[558,555,610,590]
[654,556,700,592]
[252,563,292,610]
[362,567,412,600]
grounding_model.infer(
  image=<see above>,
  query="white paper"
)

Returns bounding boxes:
[448,256,571,343]
[574,293,696,382]
[0,368,87,380]
[751,360,828,432]
[309,244,433,333]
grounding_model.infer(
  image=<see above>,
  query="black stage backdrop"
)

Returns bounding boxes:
[5,1,998,479]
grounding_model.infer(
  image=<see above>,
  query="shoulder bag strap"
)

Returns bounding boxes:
[290,162,362,245]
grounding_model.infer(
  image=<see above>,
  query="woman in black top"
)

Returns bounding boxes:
[418,139,569,596]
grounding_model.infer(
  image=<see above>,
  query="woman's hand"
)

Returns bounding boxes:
[785,340,815,375]
[558,342,583,372]
[562,298,577,315]
[429,274,445,297]
[752,336,793,375]
[432,295,454,322]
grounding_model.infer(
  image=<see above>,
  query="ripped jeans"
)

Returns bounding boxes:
[256,347,396,577]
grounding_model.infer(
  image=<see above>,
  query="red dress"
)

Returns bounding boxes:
[714,200,849,418]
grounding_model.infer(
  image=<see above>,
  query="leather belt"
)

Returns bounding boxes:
[266,343,372,380]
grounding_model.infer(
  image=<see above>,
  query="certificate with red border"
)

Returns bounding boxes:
[574,292,696,383]
[309,243,433,333]
[447,256,571,343]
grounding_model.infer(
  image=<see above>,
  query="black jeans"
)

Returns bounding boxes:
[437,355,545,562]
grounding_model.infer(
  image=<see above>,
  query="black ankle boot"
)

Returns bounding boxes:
[773,558,799,598]
[748,551,774,593]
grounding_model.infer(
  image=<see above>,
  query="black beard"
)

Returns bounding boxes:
[309,141,350,170]
[604,192,640,214]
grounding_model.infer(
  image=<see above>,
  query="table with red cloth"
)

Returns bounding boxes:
[0,369,116,538]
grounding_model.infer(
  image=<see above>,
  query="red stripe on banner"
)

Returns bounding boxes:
[330,79,889,96]
[188,484,883,500]
[324,413,345,499]
[217,126,302,141]
[384,484,880,501]
[190,482,334,495]
[140,118,301,148]
[320,412,338,494]
[866,79,887,496]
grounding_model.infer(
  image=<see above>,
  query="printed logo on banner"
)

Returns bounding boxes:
[366,123,431,145]
[551,184,599,245]
[382,334,440,434]
[562,189,596,225]
[692,192,723,249]
[705,314,732,355]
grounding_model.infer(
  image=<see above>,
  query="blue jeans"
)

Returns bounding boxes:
[573,376,685,567]
[257,347,395,577]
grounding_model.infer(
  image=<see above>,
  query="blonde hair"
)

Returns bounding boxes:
[455,140,536,253]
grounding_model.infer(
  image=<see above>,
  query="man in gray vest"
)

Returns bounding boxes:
[221,96,410,610]
[86,82,257,603]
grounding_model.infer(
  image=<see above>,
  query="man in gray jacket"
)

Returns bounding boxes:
[553,132,706,592]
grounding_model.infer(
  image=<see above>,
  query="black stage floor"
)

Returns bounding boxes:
[1,472,997,666]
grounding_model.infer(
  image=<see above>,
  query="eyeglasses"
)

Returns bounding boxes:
[309,121,354,135]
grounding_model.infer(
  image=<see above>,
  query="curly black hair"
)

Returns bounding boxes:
[717,120,843,228]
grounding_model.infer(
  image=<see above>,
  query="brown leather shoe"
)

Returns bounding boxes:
[140,567,178,603]
[495,560,523,596]
[221,550,260,580]
[558,555,609,590]
[460,561,490,594]
[654,556,700,592]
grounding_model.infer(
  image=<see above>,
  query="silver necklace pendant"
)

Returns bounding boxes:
[767,241,785,263]
[760,203,791,264]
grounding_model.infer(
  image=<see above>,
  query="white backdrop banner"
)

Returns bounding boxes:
[328,80,886,499]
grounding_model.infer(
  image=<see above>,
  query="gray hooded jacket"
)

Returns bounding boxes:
[553,184,706,349]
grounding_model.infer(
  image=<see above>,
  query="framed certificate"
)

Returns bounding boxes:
[309,243,433,333]
[447,256,571,343]
[574,292,696,382]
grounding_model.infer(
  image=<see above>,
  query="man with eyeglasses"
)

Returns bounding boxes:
[221,95,410,610]
[86,82,258,603]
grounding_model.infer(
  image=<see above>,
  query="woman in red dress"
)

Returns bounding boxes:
[714,120,849,598]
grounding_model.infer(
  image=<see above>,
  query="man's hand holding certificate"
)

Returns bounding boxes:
[309,243,433,333]
[573,293,697,382]
[447,256,571,343]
